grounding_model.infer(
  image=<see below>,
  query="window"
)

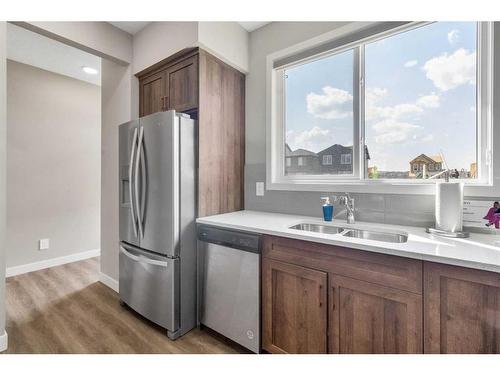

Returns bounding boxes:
[283,49,354,176]
[269,22,493,193]
[298,157,304,166]
[286,158,291,167]
[341,154,352,165]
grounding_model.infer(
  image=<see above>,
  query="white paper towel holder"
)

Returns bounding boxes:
[425,227,469,238]
[425,169,469,238]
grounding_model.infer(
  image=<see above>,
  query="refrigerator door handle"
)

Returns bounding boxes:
[135,126,145,239]
[128,127,138,238]
[119,245,170,268]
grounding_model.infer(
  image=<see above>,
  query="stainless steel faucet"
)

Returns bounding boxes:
[339,193,355,224]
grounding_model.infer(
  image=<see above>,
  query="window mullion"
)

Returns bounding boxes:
[358,44,366,180]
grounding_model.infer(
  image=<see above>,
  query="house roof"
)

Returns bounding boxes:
[317,144,352,155]
[410,153,440,164]
[287,148,317,157]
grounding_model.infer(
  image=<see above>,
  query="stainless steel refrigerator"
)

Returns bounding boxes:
[118,110,197,340]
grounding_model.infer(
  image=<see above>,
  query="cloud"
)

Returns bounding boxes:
[366,87,388,104]
[447,29,460,45]
[286,126,332,153]
[372,119,421,144]
[423,48,476,91]
[404,60,418,68]
[420,134,435,142]
[416,93,440,108]
[306,86,353,119]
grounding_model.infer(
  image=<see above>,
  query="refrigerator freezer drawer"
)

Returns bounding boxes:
[119,243,179,333]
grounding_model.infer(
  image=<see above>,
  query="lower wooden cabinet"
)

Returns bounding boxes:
[329,275,423,353]
[262,258,327,354]
[424,262,500,353]
[262,235,500,354]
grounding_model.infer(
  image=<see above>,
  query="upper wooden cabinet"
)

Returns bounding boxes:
[424,262,500,353]
[165,56,198,112]
[138,52,198,116]
[329,275,422,354]
[136,48,244,217]
[139,70,166,117]
[262,258,327,354]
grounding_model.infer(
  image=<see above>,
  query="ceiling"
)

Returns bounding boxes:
[7,23,101,86]
[108,22,151,35]
[108,21,270,35]
[238,22,270,32]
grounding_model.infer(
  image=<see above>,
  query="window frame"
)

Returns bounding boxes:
[266,21,495,195]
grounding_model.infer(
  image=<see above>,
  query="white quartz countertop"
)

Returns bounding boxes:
[196,210,500,274]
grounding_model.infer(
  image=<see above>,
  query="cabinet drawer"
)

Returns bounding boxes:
[263,235,422,294]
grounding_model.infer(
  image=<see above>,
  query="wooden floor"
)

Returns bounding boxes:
[4,257,244,354]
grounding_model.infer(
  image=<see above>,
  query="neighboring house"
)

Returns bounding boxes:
[409,154,443,178]
[470,162,477,178]
[317,145,370,175]
[285,144,320,174]
[285,143,370,176]
[317,144,354,175]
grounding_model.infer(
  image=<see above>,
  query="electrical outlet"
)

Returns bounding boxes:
[256,182,265,196]
[39,238,50,250]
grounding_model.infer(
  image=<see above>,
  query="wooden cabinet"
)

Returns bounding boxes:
[262,235,423,354]
[424,262,500,353]
[329,275,422,353]
[139,70,165,117]
[262,235,500,354]
[138,53,198,116]
[262,258,327,354]
[165,56,198,112]
[137,48,244,217]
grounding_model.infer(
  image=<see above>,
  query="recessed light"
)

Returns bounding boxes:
[82,66,98,75]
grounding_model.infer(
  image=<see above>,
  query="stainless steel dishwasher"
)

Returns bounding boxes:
[197,225,261,353]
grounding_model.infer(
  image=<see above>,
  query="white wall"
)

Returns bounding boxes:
[246,22,349,165]
[100,59,132,282]
[6,61,101,269]
[198,22,249,73]
[16,22,132,65]
[132,22,198,74]
[0,21,7,351]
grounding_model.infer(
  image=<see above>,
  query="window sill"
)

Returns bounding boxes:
[266,179,498,196]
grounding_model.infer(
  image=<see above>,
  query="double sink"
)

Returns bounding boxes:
[289,223,408,243]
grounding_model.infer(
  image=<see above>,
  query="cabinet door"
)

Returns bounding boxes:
[166,56,198,112]
[424,262,500,353]
[330,275,422,354]
[262,258,327,354]
[139,70,166,117]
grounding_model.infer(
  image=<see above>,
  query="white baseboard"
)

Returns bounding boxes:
[0,330,8,352]
[99,272,119,293]
[6,249,101,277]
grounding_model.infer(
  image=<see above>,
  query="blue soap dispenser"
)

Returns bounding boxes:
[321,196,333,222]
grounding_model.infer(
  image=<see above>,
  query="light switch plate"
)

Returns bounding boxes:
[39,238,50,250]
[256,182,265,196]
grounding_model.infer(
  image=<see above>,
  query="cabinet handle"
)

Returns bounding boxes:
[160,97,165,111]
[164,96,169,110]
[319,284,323,307]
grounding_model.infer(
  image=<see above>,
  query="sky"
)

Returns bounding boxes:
[285,22,477,174]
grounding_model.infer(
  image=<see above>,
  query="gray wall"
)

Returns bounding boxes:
[6,61,101,268]
[0,21,7,343]
[100,59,132,282]
[245,22,498,227]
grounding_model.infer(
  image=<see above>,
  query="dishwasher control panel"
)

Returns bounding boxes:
[197,225,261,253]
